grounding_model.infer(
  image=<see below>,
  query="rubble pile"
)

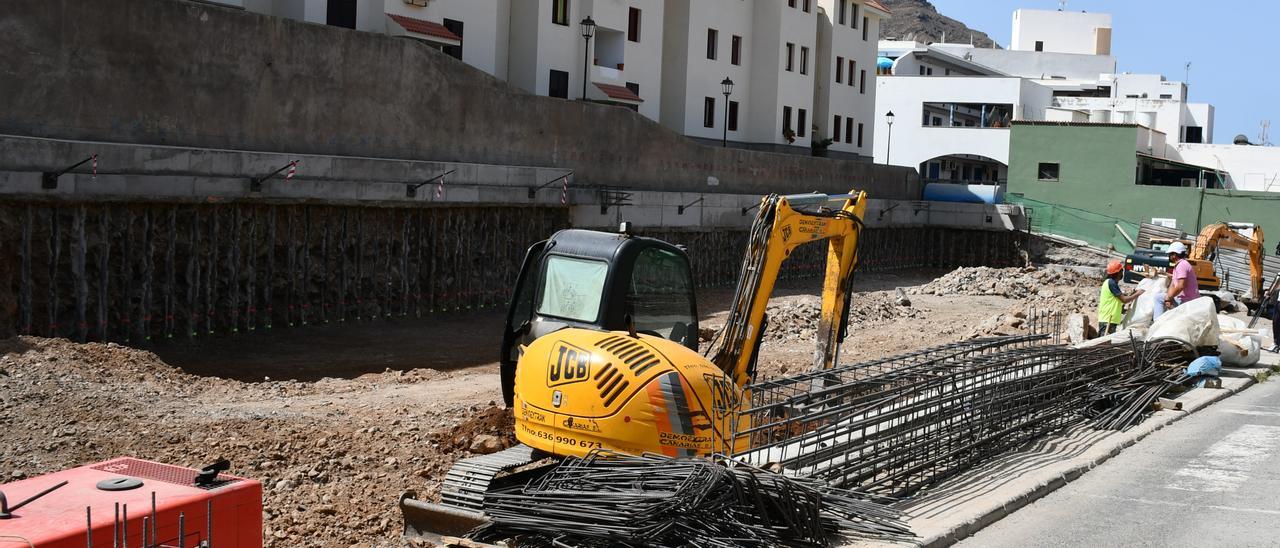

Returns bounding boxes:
[0,336,513,546]
[912,266,1098,299]
[764,293,925,343]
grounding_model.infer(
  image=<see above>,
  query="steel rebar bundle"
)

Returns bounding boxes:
[471,451,914,547]
[734,336,1196,498]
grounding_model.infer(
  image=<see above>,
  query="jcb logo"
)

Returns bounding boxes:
[548,342,592,387]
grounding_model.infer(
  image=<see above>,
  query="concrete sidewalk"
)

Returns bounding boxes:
[850,350,1280,548]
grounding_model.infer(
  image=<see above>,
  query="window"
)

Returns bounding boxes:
[783,106,793,135]
[731,35,742,65]
[832,115,842,142]
[728,101,739,131]
[857,123,864,147]
[1038,162,1060,181]
[849,60,855,86]
[548,69,569,99]
[851,4,859,27]
[442,19,464,60]
[785,43,795,71]
[628,8,641,42]
[803,0,811,12]
[629,248,696,346]
[625,82,640,96]
[788,0,796,7]
[860,70,866,93]
[839,0,847,24]
[800,46,809,75]
[552,0,569,26]
[836,56,844,83]
[862,17,868,40]
[1034,40,1044,52]
[845,117,854,144]
[926,67,933,75]
[707,29,718,60]
[797,109,807,137]
[1159,94,1173,99]
[538,255,607,322]
[703,97,716,128]
[1185,126,1204,143]
[919,65,926,75]
[326,0,356,28]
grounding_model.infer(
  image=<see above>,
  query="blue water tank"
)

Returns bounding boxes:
[923,183,1005,205]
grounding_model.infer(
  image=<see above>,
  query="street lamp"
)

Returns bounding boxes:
[885,111,896,165]
[580,16,596,101]
[721,77,734,147]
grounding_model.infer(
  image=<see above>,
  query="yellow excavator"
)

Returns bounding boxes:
[402,191,869,538]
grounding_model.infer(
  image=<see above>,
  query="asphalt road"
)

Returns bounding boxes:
[958,376,1280,548]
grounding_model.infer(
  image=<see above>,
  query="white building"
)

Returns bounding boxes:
[208,0,887,158]
[1009,8,1111,55]
[875,6,1222,184]
[874,76,1052,183]
[813,0,888,157]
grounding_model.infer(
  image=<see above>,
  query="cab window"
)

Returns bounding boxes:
[629,247,696,345]
[537,255,608,322]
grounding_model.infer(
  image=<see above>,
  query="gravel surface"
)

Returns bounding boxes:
[1,269,1103,545]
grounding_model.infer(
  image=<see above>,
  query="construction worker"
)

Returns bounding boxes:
[1098,260,1144,335]
[1158,241,1200,319]
[1270,284,1279,353]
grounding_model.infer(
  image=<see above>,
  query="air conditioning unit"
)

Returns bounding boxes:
[1180,178,1197,187]
[404,0,429,6]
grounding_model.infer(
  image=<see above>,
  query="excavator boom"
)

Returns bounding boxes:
[708,192,868,386]
[1191,222,1266,300]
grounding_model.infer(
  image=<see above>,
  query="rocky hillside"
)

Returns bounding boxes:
[878,0,1001,48]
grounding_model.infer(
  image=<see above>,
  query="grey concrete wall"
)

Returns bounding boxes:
[0,0,921,200]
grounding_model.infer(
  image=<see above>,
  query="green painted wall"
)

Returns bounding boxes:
[1007,123,1280,254]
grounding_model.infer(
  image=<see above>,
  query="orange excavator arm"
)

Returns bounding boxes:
[1191,223,1266,300]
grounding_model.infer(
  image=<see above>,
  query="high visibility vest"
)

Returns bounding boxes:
[1097,279,1124,325]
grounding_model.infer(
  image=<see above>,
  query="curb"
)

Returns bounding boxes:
[866,358,1275,548]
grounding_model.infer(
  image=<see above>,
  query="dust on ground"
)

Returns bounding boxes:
[1,266,1104,546]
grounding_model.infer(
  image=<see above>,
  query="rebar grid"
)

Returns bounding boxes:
[472,451,914,547]
[733,337,1194,498]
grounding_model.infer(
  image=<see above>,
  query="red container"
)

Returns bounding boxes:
[0,457,262,547]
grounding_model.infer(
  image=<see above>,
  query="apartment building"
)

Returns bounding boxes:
[660,0,886,157]
[208,0,885,158]
[813,0,887,158]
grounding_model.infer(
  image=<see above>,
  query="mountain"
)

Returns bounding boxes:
[877,0,1001,49]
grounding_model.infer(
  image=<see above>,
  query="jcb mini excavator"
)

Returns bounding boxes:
[402,191,868,539]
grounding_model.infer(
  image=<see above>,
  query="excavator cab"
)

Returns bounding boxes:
[499,228,699,406]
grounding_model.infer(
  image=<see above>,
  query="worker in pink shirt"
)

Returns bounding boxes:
[1163,241,1200,312]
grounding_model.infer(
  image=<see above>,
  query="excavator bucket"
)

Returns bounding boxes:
[399,491,489,543]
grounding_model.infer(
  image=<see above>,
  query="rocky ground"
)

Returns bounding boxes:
[0,266,1102,546]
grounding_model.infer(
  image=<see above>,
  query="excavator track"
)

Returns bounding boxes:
[439,444,537,512]
[401,444,545,540]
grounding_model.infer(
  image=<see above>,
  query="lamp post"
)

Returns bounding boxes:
[884,110,896,165]
[580,16,596,101]
[720,77,734,147]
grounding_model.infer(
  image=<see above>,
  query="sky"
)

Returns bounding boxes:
[930,0,1277,145]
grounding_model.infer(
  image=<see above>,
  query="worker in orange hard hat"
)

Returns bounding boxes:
[1097,259,1144,336]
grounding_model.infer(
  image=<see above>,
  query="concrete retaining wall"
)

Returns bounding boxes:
[1,0,920,199]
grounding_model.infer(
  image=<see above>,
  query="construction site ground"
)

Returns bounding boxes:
[3,263,1269,547]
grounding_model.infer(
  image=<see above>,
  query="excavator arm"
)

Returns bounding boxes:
[708,191,868,387]
[1192,223,1266,300]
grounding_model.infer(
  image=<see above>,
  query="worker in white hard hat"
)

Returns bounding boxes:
[1155,241,1200,321]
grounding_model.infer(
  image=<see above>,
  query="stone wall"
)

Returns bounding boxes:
[1,0,920,199]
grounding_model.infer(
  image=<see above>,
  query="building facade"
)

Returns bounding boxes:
[207,0,886,159]
[1006,122,1277,253]
[875,7,1218,186]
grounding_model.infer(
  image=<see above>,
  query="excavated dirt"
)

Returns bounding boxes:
[1,268,1103,546]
